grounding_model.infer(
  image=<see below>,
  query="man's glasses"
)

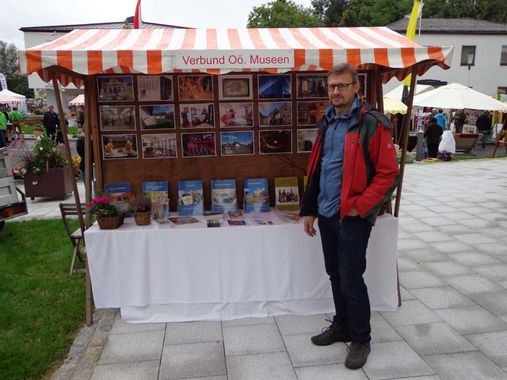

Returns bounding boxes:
[327,83,354,92]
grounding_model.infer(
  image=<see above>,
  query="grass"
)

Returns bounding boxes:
[0,219,85,380]
[22,125,79,136]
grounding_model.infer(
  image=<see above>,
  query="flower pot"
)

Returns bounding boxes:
[23,167,74,200]
[97,214,124,230]
[133,211,151,226]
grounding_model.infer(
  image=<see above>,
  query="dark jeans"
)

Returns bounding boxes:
[46,127,56,141]
[0,130,6,148]
[318,213,373,343]
[427,143,439,158]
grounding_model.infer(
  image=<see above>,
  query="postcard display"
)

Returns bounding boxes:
[96,72,370,211]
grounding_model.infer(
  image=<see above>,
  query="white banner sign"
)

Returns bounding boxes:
[0,73,7,91]
[175,50,294,69]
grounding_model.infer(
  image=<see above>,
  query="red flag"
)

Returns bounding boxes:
[134,0,142,29]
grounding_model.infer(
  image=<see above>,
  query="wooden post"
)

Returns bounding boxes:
[394,70,417,217]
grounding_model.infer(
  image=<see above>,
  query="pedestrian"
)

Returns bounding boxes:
[9,106,24,141]
[451,109,467,134]
[43,105,59,141]
[476,111,492,148]
[300,63,399,370]
[0,105,7,148]
[76,132,93,182]
[424,116,443,158]
[434,109,447,130]
[77,107,85,131]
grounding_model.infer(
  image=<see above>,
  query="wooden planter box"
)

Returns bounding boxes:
[24,167,74,199]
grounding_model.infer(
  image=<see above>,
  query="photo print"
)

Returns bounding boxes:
[258,74,291,99]
[297,128,318,153]
[220,131,254,156]
[99,105,136,131]
[102,134,138,160]
[219,102,254,128]
[259,102,292,127]
[141,133,177,159]
[296,73,327,98]
[178,74,214,101]
[297,101,328,126]
[259,130,292,154]
[218,75,253,100]
[180,103,215,128]
[137,75,173,101]
[181,132,216,158]
[139,104,175,130]
[97,75,134,102]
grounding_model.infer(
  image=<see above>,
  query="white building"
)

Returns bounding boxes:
[385,18,507,98]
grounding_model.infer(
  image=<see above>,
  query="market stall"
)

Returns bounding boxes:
[19,26,453,324]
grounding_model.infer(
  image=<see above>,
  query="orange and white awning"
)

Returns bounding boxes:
[19,27,453,85]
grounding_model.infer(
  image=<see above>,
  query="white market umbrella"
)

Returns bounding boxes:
[384,84,434,101]
[383,97,407,114]
[69,94,85,106]
[0,89,25,104]
[413,83,507,111]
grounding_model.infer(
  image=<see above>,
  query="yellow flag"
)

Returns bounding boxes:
[403,0,422,86]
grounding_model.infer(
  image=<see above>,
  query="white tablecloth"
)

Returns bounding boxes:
[85,213,399,323]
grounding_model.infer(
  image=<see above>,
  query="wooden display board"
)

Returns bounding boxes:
[93,71,371,211]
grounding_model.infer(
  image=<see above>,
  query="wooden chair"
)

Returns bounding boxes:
[492,128,507,158]
[59,202,87,274]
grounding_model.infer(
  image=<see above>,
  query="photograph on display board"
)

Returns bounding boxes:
[99,105,136,131]
[141,133,177,159]
[218,75,253,100]
[102,134,138,160]
[297,101,328,126]
[139,104,175,130]
[258,74,291,99]
[220,131,254,156]
[181,132,216,158]
[97,75,134,102]
[259,102,292,127]
[180,103,215,129]
[178,74,214,101]
[137,75,173,101]
[296,73,327,98]
[358,73,367,98]
[259,130,292,154]
[219,102,253,128]
[297,128,318,153]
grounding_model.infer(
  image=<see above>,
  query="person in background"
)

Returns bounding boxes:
[451,109,467,134]
[424,116,443,158]
[0,105,7,148]
[9,107,24,141]
[43,105,59,141]
[77,108,85,132]
[434,109,447,130]
[476,111,492,149]
[76,132,93,182]
[300,63,399,370]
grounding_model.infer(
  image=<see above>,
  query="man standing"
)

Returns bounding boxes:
[424,116,443,158]
[434,109,447,130]
[300,64,399,370]
[451,109,467,134]
[9,107,24,141]
[476,111,492,149]
[0,105,7,148]
[43,105,59,141]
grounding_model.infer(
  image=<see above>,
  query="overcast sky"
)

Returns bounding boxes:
[1,0,314,49]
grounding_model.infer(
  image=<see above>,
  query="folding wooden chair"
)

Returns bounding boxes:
[59,202,87,274]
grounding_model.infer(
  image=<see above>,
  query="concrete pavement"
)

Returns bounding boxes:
[8,158,507,380]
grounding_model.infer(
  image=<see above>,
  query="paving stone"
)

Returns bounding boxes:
[223,323,284,356]
[435,306,507,334]
[222,316,275,327]
[468,291,507,316]
[399,271,444,289]
[400,223,435,233]
[159,341,226,380]
[398,239,429,251]
[110,314,165,335]
[425,351,507,380]
[473,264,507,281]
[444,274,503,294]
[412,231,453,243]
[444,211,476,220]
[453,233,497,245]
[164,321,222,345]
[399,215,422,225]
[399,286,417,301]
[431,241,473,254]
[411,286,474,310]
[478,243,507,256]
[449,252,501,266]
[295,364,369,380]
[90,361,159,380]
[226,352,296,380]
[363,341,435,379]
[403,249,447,263]
[418,217,456,227]
[397,230,414,240]
[275,313,329,336]
[380,300,441,326]
[370,314,403,343]
[423,261,472,277]
[99,330,164,365]
[397,257,421,272]
[439,224,475,233]
[394,322,476,355]
[458,218,492,228]
[467,330,507,367]
[283,333,347,367]
[388,376,442,380]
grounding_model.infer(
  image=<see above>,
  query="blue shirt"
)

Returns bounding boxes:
[317,96,360,217]
[434,113,447,129]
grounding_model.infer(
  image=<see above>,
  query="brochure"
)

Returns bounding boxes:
[168,216,201,225]
[104,182,131,215]
[243,178,270,213]
[211,179,237,213]
[142,181,169,220]
[228,220,247,226]
[207,219,221,228]
[178,180,204,215]
[274,176,300,211]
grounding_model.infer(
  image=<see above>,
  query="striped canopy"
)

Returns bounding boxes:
[19,27,453,86]
[69,94,85,106]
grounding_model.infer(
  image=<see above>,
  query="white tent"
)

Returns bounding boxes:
[384,84,434,101]
[0,89,26,104]
[69,94,84,106]
[413,83,507,111]
[383,97,407,114]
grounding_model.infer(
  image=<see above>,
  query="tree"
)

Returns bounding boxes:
[311,0,348,26]
[247,0,324,28]
[0,41,32,97]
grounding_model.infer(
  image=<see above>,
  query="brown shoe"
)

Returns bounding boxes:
[311,323,351,346]
[345,342,370,369]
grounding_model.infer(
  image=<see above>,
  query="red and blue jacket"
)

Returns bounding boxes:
[300,102,400,225]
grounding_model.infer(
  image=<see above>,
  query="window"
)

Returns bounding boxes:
[460,46,476,66]
[501,46,507,65]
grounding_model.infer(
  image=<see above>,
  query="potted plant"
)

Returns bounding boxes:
[130,192,152,226]
[19,135,73,199]
[87,195,123,229]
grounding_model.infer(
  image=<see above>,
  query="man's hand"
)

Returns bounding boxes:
[347,208,359,217]
[304,216,317,237]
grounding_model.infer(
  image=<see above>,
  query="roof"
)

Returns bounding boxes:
[387,18,507,35]
[18,27,453,86]
[19,17,188,33]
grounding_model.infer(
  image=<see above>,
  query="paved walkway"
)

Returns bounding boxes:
[10,158,507,380]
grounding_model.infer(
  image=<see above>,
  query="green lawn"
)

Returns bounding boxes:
[0,219,85,380]
[22,125,79,136]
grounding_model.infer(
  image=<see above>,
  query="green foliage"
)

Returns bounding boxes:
[0,219,85,380]
[20,135,68,180]
[130,192,152,213]
[0,41,33,97]
[311,0,348,26]
[247,0,324,28]
[87,195,120,218]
